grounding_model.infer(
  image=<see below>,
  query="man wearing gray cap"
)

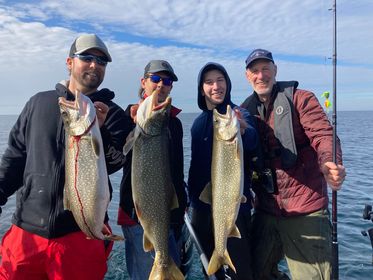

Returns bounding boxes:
[117,60,187,279]
[241,48,346,280]
[0,34,127,279]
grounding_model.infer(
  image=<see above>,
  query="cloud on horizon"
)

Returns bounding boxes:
[1,0,372,114]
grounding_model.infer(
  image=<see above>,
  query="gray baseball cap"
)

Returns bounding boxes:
[144,60,178,81]
[69,34,112,62]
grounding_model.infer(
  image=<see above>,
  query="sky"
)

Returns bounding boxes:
[0,0,372,114]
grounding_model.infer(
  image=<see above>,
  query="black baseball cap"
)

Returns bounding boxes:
[144,60,178,81]
[245,49,274,68]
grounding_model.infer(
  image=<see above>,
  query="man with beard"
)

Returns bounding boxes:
[0,34,127,279]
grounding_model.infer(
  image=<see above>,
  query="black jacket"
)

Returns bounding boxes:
[0,82,127,238]
[119,104,187,232]
[188,62,258,211]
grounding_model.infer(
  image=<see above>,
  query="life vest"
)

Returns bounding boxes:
[241,81,300,169]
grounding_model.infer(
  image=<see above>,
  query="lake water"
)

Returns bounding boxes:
[0,111,373,280]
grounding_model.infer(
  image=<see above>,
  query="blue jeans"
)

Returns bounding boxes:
[121,224,182,280]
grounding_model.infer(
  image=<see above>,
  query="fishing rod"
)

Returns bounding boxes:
[361,204,373,264]
[184,213,231,280]
[330,0,338,279]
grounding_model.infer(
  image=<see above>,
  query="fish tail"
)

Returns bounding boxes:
[103,234,125,241]
[207,249,236,275]
[167,259,184,280]
[149,255,184,280]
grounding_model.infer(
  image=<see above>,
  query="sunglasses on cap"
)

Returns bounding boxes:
[146,75,173,86]
[73,54,108,66]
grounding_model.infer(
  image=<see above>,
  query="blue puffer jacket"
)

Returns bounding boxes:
[187,62,258,211]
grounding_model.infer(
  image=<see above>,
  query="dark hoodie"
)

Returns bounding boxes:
[0,81,127,238]
[187,62,258,211]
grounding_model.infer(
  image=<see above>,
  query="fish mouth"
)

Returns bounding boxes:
[151,90,171,112]
[58,90,81,110]
[59,98,78,110]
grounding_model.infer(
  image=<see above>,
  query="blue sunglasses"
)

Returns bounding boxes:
[73,54,108,66]
[146,75,173,86]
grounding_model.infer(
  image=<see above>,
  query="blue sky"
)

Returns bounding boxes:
[0,0,372,114]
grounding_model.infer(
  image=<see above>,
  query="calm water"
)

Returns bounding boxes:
[0,111,373,280]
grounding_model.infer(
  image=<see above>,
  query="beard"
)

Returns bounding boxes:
[75,70,104,90]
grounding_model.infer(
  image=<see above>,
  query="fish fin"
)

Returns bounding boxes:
[170,184,179,210]
[199,182,212,204]
[123,129,136,155]
[134,202,143,220]
[91,136,100,157]
[171,193,179,210]
[229,225,241,238]
[149,255,184,280]
[102,224,125,241]
[224,249,236,274]
[143,231,153,252]
[103,234,125,241]
[207,249,236,276]
[241,195,247,203]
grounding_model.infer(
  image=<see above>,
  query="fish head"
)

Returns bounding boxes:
[136,90,171,135]
[213,105,239,141]
[58,91,96,136]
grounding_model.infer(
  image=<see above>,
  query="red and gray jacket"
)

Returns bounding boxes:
[241,81,343,216]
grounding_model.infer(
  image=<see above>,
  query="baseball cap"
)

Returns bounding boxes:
[144,60,178,81]
[69,34,112,62]
[245,48,274,68]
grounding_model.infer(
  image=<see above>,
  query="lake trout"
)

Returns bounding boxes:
[200,105,245,275]
[59,91,122,241]
[129,91,184,280]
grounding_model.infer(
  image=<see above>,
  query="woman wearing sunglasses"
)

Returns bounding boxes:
[117,60,188,279]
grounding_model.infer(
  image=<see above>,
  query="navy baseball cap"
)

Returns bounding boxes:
[245,49,274,68]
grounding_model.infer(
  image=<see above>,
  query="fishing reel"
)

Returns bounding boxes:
[361,205,373,264]
[363,205,373,222]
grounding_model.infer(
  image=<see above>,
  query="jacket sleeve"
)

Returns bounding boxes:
[0,102,30,208]
[100,101,130,175]
[295,89,343,166]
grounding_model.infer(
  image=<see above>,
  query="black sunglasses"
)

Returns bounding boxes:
[146,75,173,86]
[73,54,108,66]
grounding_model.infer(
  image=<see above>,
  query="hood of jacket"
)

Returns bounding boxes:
[57,80,115,102]
[197,62,232,113]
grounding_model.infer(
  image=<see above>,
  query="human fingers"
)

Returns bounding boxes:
[325,170,345,191]
[94,101,109,127]
[130,104,139,123]
[94,101,109,114]
[234,108,248,133]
